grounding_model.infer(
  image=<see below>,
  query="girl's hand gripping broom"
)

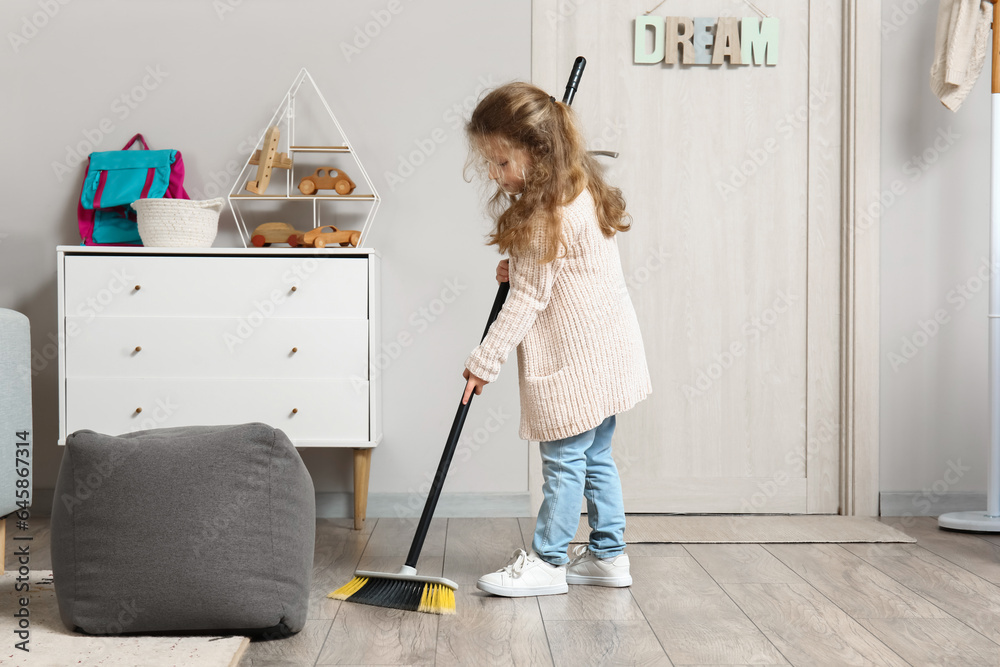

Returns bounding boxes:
[329,56,587,615]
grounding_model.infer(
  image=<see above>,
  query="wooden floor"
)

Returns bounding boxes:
[9,515,1000,666]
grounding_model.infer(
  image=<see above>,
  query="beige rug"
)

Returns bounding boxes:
[0,571,249,667]
[571,515,916,543]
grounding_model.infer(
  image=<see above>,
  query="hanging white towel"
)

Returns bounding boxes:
[930,0,993,111]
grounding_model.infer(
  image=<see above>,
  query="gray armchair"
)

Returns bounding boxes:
[0,309,32,573]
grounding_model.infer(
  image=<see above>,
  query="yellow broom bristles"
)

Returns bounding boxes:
[435,585,457,615]
[328,576,368,601]
[417,583,457,615]
[417,584,432,614]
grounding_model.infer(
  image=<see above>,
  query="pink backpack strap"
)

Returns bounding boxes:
[77,158,95,244]
[93,170,108,209]
[140,168,156,199]
[165,151,189,199]
[122,133,149,150]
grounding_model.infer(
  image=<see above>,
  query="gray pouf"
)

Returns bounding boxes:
[50,423,315,636]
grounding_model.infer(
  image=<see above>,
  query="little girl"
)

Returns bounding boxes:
[460,82,652,597]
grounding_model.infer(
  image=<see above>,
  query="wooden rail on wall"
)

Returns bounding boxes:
[993,0,999,94]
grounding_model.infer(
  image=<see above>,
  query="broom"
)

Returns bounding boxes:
[330,56,588,615]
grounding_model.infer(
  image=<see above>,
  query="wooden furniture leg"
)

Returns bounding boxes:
[1,516,5,574]
[353,448,372,530]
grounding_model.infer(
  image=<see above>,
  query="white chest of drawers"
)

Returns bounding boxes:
[56,245,381,528]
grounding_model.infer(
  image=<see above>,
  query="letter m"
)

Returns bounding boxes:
[741,17,779,65]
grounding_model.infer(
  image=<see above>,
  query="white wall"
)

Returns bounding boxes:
[9,0,962,519]
[0,0,531,516]
[880,0,993,515]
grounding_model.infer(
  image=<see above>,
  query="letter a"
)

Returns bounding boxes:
[712,17,743,65]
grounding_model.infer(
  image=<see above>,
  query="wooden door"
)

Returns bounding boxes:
[531,0,857,513]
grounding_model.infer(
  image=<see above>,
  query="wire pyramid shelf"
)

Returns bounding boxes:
[227,68,380,248]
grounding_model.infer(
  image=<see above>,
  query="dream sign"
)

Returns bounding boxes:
[634,16,779,66]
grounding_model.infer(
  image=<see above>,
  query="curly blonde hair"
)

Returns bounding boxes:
[464,82,631,263]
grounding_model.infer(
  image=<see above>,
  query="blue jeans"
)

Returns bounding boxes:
[532,414,626,565]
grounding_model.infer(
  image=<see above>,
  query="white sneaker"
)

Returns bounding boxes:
[565,544,632,587]
[477,548,569,597]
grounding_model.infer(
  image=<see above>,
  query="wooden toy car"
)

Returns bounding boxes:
[298,168,357,195]
[250,222,305,247]
[301,225,361,248]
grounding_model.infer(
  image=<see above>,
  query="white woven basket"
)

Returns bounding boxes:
[131,198,224,247]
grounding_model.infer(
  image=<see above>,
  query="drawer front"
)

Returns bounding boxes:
[64,255,368,319]
[66,378,370,442]
[65,317,369,380]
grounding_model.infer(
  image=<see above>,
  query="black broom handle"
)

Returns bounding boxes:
[404,281,509,568]
[404,56,587,569]
[562,56,586,105]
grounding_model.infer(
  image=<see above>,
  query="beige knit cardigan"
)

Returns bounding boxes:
[465,187,652,442]
[930,0,992,111]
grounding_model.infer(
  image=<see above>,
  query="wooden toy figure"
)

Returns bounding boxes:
[246,126,293,194]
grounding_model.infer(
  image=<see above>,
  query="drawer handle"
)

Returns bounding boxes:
[290,286,298,292]
[134,407,143,414]
[291,347,298,354]
[134,346,142,353]
[291,408,298,415]
[133,285,141,292]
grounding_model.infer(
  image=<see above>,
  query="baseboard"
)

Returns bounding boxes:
[48,489,974,519]
[28,490,532,519]
[879,492,987,517]
[317,492,532,519]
